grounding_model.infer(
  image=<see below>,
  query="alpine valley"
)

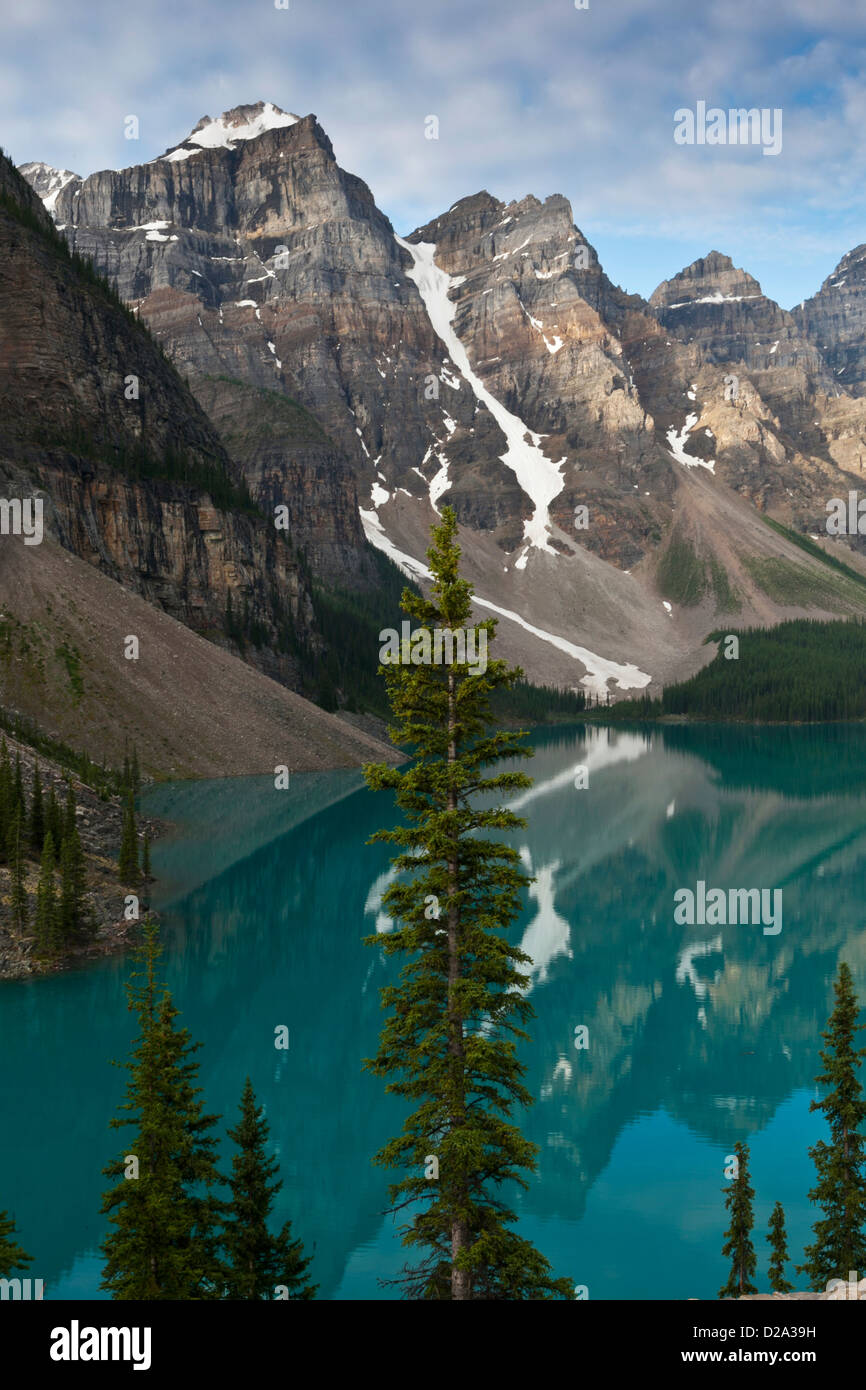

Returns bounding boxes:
[10,99,866,760]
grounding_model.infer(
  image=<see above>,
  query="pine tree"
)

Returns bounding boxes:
[0,737,11,862]
[141,833,152,910]
[6,810,28,934]
[131,746,141,795]
[12,751,24,822]
[0,1209,32,1278]
[63,781,76,840]
[767,1201,793,1293]
[34,832,59,958]
[362,507,572,1300]
[101,921,223,1299]
[797,962,866,1288]
[28,762,44,855]
[719,1141,758,1297]
[58,824,90,943]
[118,792,139,886]
[45,783,63,853]
[222,1077,317,1300]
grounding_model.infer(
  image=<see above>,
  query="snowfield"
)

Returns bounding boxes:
[395,235,566,560]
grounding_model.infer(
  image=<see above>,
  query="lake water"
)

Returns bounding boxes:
[2,722,865,1300]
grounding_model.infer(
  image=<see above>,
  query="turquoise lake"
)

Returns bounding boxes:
[2,721,865,1299]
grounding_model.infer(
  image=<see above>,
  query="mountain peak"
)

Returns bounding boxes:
[649,251,763,310]
[160,101,301,163]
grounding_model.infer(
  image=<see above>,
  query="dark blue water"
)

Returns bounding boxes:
[2,723,865,1299]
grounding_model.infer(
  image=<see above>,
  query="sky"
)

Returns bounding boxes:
[2,0,865,309]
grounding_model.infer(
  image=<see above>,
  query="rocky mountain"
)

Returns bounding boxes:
[0,146,397,774]
[795,244,866,398]
[18,104,866,699]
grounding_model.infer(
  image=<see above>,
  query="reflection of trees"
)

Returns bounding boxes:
[507,726,866,1229]
[3,723,866,1297]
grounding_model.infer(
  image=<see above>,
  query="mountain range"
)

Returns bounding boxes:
[8,99,866,768]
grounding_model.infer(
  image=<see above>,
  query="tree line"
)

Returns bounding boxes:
[0,738,151,960]
[1,922,315,1299]
[719,962,866,1297]
[611,618,866,723]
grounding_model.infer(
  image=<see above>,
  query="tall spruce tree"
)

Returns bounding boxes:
[797,962,866,1288]
[35,832,60,958]
[222,1077,317,1300]
[59,821,90,943]
[767,1201,793,1293]
[363,506,572,1300]
[719,1141,758,1297]
[101,921,223,1299]
[118,792,139,886]
[0,737,11,861]
[6,810,27,934]
[0,1209,32,1279]
[12,751,24,823]
[28,762,44,854]
[45,783,63,853]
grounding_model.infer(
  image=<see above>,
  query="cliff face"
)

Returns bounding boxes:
[0,148,314,689]
[32,104,440,586]
[18,109,866,698]
[795,245,866,397]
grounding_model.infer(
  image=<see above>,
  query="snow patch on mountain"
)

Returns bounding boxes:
[17,162,79,214]
[358,509,651,695]
[667,414,715,473]
[160,102,300,163]
[396,235,565,558]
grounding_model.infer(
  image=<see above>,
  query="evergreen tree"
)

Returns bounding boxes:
[0,1209,32,1278]
[6,810,27,933]
[45,783,63,852]
[12,751,24,822]
[118,792,139,886]
[131,746,141,795]
[101,922,223,1299]
[222,1077,317,1300]
[34,831,60,958]
[63,782,76,840]
[0,737,11,861]
[719,1141,757,1297]
[28,761,44,854]
[362,507,572,1300]
[59,824,90,943]
[797,962,866,1288]
[767,1201,793,1293]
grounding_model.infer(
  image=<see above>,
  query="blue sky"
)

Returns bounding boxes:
[2,0,865,308]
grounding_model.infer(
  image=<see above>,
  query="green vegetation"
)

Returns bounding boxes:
[0,1209,32,1280]
[762,515,866,594]
[55,642,84,702]
[0,701,121,798]
[709,556,741,613]
[362,507,572,1299]
[718,1141,757,1298]
[222,1078,317,1300]
[101,922,224,1299]
[798,961,866,1288]
[611,618,866,723]
[657,529,706,606]
[767,1202,793,1294]
[101,925,315,1299]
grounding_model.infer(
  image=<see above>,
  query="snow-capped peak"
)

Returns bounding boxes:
[17,161,80,213]
[160,101,300,163]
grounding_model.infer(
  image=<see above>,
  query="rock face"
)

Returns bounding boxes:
[795,245,866,397]
[18,106,866,697]
[0,150,314,692]
[649,251,832,423]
